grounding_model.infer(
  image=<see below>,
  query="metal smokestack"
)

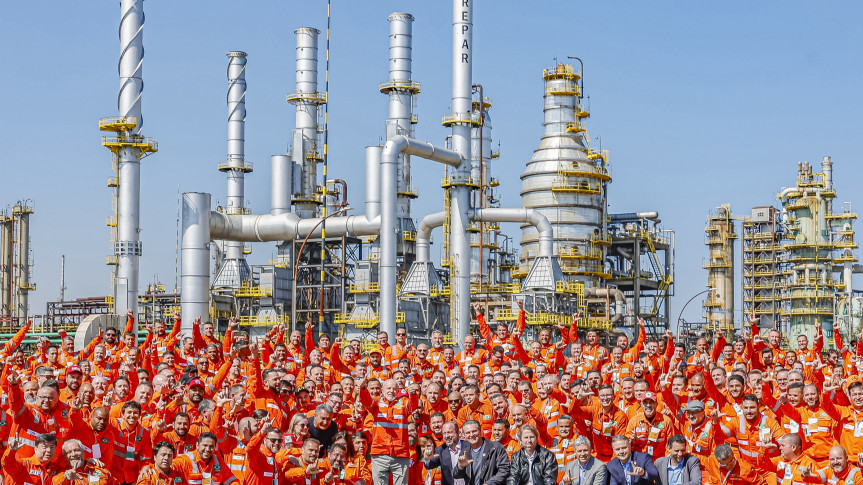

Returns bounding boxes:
[213,51,252,289]
[448,0,474,342]
[382,13,420,259]
[111,0,153,321]
[288,27,325,219]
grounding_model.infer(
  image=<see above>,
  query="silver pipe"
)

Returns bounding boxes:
[385,13,416,224]
[115,0,146,319]
[586,287,626,324]
[291,27,322,217]
[472,208,553,258]
[365,146,382,220]
[381,136,464,344]
[450,0,473,343]
[0,215,12,318]
[224,51,248,259]
[181,193,212,333]
[14,207,31,323]
[225,51,246,217]
[416,212,447,262]
[182,192,382,331]
[270,155,292,216]
[209,212,380,242]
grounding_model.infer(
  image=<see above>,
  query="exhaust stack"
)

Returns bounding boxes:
[213,51,252,288]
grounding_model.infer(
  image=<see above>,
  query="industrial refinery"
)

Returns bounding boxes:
[3,2,861,347]
[700,158,861,343]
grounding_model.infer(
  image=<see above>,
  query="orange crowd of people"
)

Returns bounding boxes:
[1,301,863,485]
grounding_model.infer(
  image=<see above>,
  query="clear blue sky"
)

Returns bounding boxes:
[2,1,862,326]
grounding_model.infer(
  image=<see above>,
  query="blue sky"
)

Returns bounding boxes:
[2,1,862,326]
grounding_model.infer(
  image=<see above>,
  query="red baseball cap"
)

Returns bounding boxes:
[66,365,83,375]
[642,391,657,402]
[187,378,205,389]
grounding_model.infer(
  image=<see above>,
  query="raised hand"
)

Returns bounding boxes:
[748,312,760,325]
[457,450,473,468]
[473,302,483,316]
[628,466,646,477]
[516,300,524,311]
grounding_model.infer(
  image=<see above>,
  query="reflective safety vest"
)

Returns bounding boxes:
[227,441,247,480]
[176,451,236,485]
[369,396,412,458]
[549,436,577,481]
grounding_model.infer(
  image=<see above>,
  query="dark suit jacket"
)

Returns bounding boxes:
[606,451,659,485]
[425,440,471,485]
[453,439,511,485]
[654,455,701,485]
[506,446,557,485]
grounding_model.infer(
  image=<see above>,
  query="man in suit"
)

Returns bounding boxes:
[452,420,510,485]
[423,421,470,485]
[654,435,701,485]
[606,435,659,485]
[562,436,607,485]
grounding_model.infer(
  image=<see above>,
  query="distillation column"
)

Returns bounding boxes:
[381,13,421,263]
[288,28,326,219]
[519,63,608,287]
[13,205,33,324]
[0,213,13,321]
[702,204,736,331]
[99,0,157,320]
[470,97,498,284]
[443,0,474,341]
[779,161,844,340]
[213,51,253,288]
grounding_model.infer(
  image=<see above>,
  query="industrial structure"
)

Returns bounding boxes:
[174,0,676,344]
[702,157,862,342]
[99,0,157,326]
[0,202,35,330]
[0,0,674,343]
[703,204,737,331]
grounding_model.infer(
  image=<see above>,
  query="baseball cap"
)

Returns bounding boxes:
[66,365,83,375]
[641,391,657,402]
[368,346,383,356]
[187,378,205,389]
[684,400,705,412]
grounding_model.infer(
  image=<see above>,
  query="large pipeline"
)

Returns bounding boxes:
[380,136,463,342]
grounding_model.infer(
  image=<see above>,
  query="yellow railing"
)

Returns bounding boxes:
[349,282,380,293]
[542,64,581,81]
[233,282,273,298]
[217,160,254,172]
[565,121,586,134]
[98,116,137,131]
[333,312,406,328]
[286,90,327,104]
[441,112,483,126]
[550,180,601,194]
[379,80,421,93]
[441,176,481,188]
[403,231,417,242]
[238,314,289,326]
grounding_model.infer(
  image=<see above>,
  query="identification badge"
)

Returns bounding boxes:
[759,427,772,444]
[601,421,612,436]
[125,445,135,460]
[648,426,660,441]
[788,421,800,434]
[88,475,100,483]
[855,421,863,438]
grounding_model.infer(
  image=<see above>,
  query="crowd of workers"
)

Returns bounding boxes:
[2,300,863,485]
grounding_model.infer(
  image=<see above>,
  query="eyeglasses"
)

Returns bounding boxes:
[397,333,406,336]
[264,437,281,444]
